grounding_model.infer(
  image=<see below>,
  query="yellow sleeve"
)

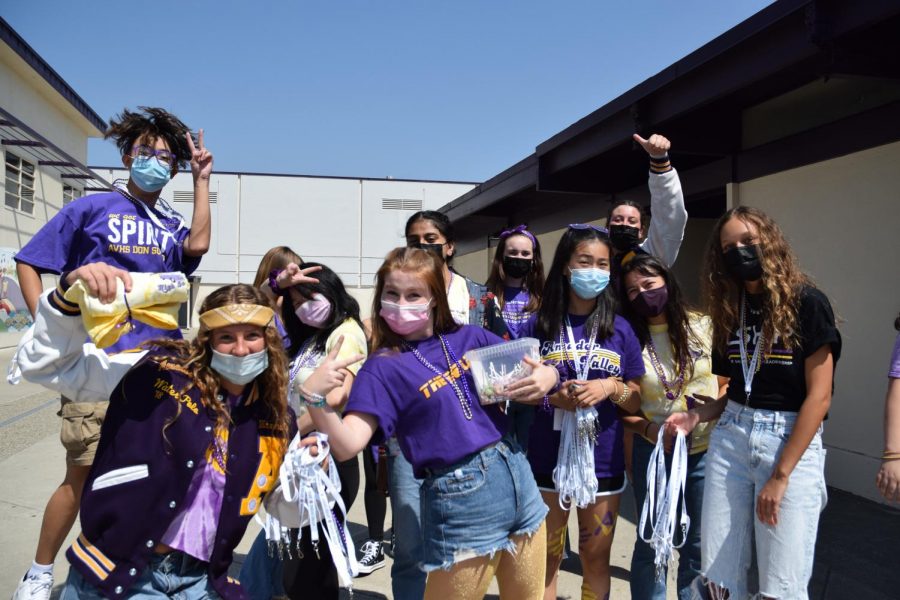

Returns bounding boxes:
[326,319,368,376]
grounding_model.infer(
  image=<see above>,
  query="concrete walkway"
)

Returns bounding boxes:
[1,346,898,599]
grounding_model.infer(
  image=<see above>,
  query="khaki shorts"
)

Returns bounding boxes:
[59,397,108,466]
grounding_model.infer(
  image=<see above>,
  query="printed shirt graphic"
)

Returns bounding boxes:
[523,313,645,479]
[639,313,718,454]
[501,286,532,339]
[712,287,841,412]
[15,191,199,352]
[346,325,507,476]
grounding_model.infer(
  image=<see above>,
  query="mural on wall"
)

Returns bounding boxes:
[0,247,33,332]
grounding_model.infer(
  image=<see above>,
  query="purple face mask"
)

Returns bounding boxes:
[295,293,333,328]
[631,286,669,318]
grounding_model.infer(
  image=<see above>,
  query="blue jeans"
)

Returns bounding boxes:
[239,529,285,600]
[630,435,705,600]
[386,438,426,600]
[60,551,220,599]
[700,401,827,599]
[420,438,546,571]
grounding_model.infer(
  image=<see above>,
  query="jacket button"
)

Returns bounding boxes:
[169,500,177,509]
[205,426,212,433]
[257,475,267,487]
[129,568,137,576]
[115,586,123,594]
[145,540,154,548]
[248,498,257,511]
[186,460,194,468]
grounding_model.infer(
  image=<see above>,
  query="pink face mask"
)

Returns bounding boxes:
[379,299,432,336]
[295,293,333,328]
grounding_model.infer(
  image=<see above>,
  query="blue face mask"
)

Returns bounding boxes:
[210,348,269,385]
[130,156,172,192]
[569,268,611,299]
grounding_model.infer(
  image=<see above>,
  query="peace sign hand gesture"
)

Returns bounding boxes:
[186,129,213,181]
[276,263,322,289]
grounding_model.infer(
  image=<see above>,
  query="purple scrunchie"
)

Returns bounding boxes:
[499,224,537,246]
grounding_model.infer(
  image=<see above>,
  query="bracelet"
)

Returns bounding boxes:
[611,380,631,406]
[642,421,653,439]
[299,386,327,408]
[882,451,900,461]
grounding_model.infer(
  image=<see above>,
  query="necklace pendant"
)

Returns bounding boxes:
[665,391,675,400]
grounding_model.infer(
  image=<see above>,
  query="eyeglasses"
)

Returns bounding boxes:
[131,145,175,168]
[568,223,609,235]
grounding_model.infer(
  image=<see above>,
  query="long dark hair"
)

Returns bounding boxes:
[619,254,704,380]
[281,263,362,357]
[370,247,459,352]
[485,227,544,313]
[536,227,617,343]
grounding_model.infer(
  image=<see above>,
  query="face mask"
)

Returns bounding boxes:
[724,245,763,281]
[609,224,641,252]
[569,268,610,299]
[129,156,172,192]
[295,293,333,328]
[411,242,446,262]
[210,348,269,385]
[380,299,432,336]
[502,256,532,280]
[631,286,669,318]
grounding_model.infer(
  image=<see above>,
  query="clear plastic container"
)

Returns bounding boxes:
[464,337,541,405]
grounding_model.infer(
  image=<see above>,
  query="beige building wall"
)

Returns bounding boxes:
[735,140,900,503]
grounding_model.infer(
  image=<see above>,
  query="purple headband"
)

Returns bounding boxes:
[499,224,537,246]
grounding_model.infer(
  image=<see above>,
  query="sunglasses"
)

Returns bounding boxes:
[568,223,609,235]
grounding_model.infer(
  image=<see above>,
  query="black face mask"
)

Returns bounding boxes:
[609,224,641,252]
[502,256,532,280]
[410,242,446,261]
[724,245,763,281]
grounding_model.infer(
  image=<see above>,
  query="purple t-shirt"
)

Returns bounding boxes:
[346,325,508,476]
[501,286,532,339]
[523,313,645,479]
[15,190,199,352]
[890,333,900,379]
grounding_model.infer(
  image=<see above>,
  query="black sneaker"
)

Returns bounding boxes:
[356,540,385,575]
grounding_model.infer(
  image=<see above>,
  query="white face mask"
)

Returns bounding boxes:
[210,348,269,385]
[379,299,432,336]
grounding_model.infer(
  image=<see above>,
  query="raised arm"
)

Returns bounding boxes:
[182,130,213,257]
[634,134,687,267]
[15,264,145,401]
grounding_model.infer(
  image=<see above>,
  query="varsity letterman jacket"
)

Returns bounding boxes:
[15,287,293,599]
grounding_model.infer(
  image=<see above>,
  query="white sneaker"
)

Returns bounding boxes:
[11,572,53,600]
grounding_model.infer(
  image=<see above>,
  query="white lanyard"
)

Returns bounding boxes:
[738,293,764,404]
[638,428,689,580]
[262,433,358,591]
[564,315,599,381]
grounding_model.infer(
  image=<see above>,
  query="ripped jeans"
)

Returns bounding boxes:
[698,401,827,599]
[420,438,548,572]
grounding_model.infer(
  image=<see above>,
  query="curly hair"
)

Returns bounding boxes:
[105,107,193,170]
[702,206,811,355]
[148,284,291,448]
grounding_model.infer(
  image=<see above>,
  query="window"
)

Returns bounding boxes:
[5,154,35,214]
[63,185,79,205]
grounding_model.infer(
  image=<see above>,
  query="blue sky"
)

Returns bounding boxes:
[4,1,773,181]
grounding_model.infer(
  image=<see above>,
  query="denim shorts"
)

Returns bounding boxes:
[60,551,220,599]
[700,401,827,599]
[420,439,548,572]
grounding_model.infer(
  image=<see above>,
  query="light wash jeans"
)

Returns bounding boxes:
[631,435,706,600]
[60,551,220,599]
[698,401,827,599]
[386,437,427,600]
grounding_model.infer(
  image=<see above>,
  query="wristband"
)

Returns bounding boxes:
[299,386,327,409]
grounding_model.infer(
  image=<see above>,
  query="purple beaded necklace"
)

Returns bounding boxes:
[404,334,475,420]
[645,336,687,401]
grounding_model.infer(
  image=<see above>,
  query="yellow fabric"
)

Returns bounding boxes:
[638,312,718,453]
[293,319,368,387]
[64,272,189,349]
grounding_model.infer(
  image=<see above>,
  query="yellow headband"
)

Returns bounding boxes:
[198,303,274,332]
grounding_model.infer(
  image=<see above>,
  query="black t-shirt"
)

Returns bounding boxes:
[712,286,841,412]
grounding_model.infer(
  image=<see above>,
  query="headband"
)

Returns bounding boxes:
[499,224,537,246]
[199,303,274,332]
